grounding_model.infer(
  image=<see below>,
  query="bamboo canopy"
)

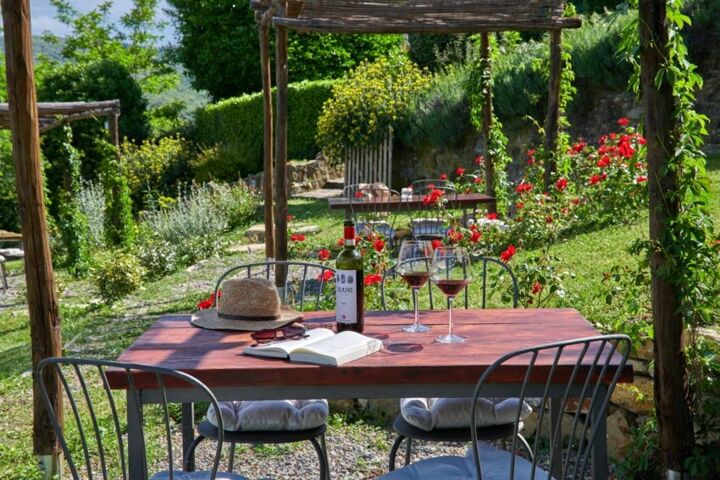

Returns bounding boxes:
[253,0,580,265]
[0,100,121,133]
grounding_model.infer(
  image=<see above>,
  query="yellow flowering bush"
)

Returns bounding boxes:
[317,54,431,159]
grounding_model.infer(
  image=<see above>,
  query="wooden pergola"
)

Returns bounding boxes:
[251,0,581,266]
[0,100,121,135]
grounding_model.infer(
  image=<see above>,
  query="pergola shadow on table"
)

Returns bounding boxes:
[251,0,581,274]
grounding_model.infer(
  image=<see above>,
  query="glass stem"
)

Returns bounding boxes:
[448,296,454,337]
[413,288,420,327]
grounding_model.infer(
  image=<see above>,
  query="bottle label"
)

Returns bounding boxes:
[335,269,358,324]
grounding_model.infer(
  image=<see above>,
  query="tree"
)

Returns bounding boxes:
[43,0,177,94]
[167,0,401,100]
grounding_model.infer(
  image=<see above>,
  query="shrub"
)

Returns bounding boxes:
[121,136,192,210]
[408,34,469,71]
[136,237,180,280]
[77,181,105,248]
[91,250,145,303]
[192,80,335,180]
[0,132,20,231]
[316,54,431,159]
[99,141,136,248]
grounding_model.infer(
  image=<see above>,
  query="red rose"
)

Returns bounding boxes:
[455,167,465,176]
[439,173,448,180]
[596,156,610,168]
[638,136,646,145]
[474,155,484,165]
[354,191,364,199]
[486,212,498,220]
[555,178,568,192]
[546,215,553,224]
[500,245,516,263]
[473,176,483,184]
[571,197,580,205]
[515,182,533,194]
[447,228,464,244]
[470,230,482,243]
[318,248,331,261]
[617,117,630,127]
[431,239,443,250]
[317,270,335,282]
[589,174,602,186]
[635,175,648,183]
[364,273,382,286]
[290,233,306,242]
[532,281,543,295]
[287,214,294,222]
[422,189,445,206]
[373,238,385,253]
[516,202,524,210]
[336,237,344,247]
[527,148,536,157]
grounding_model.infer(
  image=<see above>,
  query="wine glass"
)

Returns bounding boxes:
[396,240,435,333]
[431,246,472,343]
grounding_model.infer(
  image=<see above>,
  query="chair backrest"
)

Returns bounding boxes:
[406,183,459,240]
[469,335,632,480]
[409,179,455,195]
[214,261,336,311]
[381,255,518,310]
[37,357,225,480]
[342,184,400,240]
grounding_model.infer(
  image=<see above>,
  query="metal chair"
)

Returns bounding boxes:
[406,182,458,240]
[37,357,243,479]
[342,183,400,242]
[379,335,632,480]
[382,257,525,471]
[187,261,333,479]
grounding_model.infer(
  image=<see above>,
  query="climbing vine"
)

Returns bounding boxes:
[618,0,720,476]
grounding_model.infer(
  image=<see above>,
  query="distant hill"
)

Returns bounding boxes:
[0,36,209,115]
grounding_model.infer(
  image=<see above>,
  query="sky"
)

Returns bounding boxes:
[31,0,176,41]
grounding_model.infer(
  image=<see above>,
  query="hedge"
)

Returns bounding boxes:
[192,79,336,181]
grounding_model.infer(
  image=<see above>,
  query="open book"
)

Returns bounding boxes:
[243,328,382,366]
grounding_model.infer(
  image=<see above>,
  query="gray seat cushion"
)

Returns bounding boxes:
[400,397,532,431]
[151,471,249,480]
[207,399,329,432]
[378,441,549,480]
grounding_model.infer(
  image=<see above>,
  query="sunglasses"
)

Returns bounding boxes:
[251,324,308,345]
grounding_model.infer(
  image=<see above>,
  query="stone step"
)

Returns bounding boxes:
[293,188,342,199]
[245,223,320,242]
[227,242,266,254]
[324,178,345,189]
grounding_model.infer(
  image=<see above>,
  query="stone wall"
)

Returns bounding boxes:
[245,154,343,194]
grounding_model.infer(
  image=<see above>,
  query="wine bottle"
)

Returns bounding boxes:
[335,219,364,333]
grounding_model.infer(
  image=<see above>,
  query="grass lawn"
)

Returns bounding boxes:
[0,154,718,478]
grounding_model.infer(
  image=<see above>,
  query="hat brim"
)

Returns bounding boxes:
[191,306,302,331]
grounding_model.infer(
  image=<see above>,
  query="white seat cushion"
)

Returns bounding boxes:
[151,471,248,480]
[379,441,549,480]
[400,397,531,431]
[207,399,328,432]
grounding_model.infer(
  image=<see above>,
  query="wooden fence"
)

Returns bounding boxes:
[344,129,393,187]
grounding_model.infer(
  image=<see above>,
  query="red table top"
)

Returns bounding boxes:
[108,309,632,390]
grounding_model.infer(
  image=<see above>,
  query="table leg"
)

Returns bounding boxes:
[548,397,563,479]
[182,403,195,471]
[127,389,145,480]
[591,385,608,480]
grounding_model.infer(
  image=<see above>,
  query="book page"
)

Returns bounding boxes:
[289,331,382,366]
[243,328,335,359]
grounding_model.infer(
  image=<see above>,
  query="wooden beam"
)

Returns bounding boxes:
[273,16,582,33]
[543,29,562,189]
[1,0,63,475]
[274,3,289,284]
[480,33,496,214]
[258,18,275,260]
[108,111,120,150]
[639,0,694,473]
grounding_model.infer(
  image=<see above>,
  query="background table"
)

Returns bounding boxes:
[328,192,496,213]
[110,309,632,479]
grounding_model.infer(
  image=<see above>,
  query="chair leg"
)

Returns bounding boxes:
[183,435,205,472]
[404,437,413,466]
[320,432,331,480]
[309,436,328,480]
[228,442,236,472]
[516,433,534,462]
[388,435,405,471]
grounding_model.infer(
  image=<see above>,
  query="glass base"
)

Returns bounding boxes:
[401,323,431,333]
[435,334,466,343]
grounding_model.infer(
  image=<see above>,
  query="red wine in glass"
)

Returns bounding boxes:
[435,279,469,297]
[400,271,431,289]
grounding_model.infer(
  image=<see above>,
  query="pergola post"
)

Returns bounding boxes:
[639,0,694,474]
[1,0,63,477]
[274,1,289,284]
[543,29,562,190]
[108,109,121,153]
[258,12,275,260]
[480,32,496,213]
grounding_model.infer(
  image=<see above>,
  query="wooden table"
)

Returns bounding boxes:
[110,309,631,479]
[328,192,496,213]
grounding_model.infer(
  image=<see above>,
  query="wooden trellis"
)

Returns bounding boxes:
[251,0,581,263]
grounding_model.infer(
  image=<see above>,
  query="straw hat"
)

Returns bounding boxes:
[191,277,302,331]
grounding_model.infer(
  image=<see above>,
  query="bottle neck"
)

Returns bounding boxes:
[344,225,355,248]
